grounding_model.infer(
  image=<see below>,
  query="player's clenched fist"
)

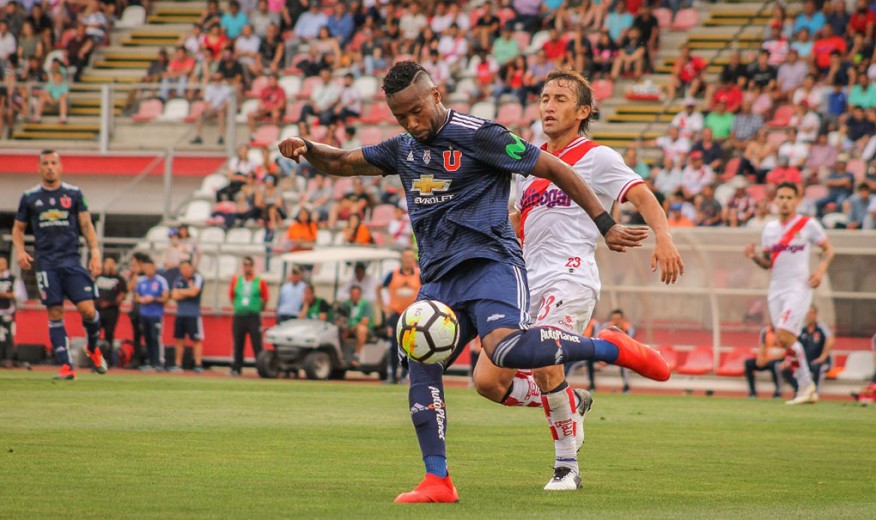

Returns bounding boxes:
[604,225,648,252]
[278,137,308,162]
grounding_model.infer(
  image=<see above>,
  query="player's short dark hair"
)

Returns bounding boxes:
[382,60,429,96]
[140,256,155,265]
[350,285,361,293]
[179,259,192,267]
[611,309,624,317]
[132,252,151,263]
[776,182,799,195]
[243,256,255,266]
[39,149,57,157]
[543,68,599,135]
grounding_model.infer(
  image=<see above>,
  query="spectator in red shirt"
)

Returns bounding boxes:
[766,156,803,190]
[812,25,848,70]
[202,24,229,61]
[247,73,286,136]
[711,78,743,113]
[848,0,875,38]
[667,45,706,100]
[159,47,196,101]
[541,28,568,63]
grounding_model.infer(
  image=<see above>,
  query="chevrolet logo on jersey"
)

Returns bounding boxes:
[411,175,453,205]
[38,209,70,227]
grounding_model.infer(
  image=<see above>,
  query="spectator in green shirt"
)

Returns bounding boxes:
[491,26,521,66]
[343,285,372,367]
[33,70,68,123]
[704,101,735,141]
[849,75,876,110]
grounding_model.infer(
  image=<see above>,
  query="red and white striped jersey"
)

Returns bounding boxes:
[761,215,827,294]
[515,137,644,294]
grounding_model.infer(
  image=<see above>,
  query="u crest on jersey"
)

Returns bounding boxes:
[443,150,462,172]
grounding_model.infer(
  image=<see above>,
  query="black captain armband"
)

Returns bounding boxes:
[301,139,315,153]
[594,212,616,237]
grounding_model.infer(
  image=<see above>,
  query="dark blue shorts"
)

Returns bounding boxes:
[418,258,531,366]
[36,265,96,308]
[174,315,203,340]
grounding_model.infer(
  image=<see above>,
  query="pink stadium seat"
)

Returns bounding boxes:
[498,7,516,27]
[245,76,271,99]
[677,346,714,375]
[766,131,788,147]
[653,8,672,28]
[804,184,828,202]
[249,125,279,147]
[512,31,531,50]
[448,101,471,113]
[591,79,614,101]
[721,157,741,180]
[497,102,524,127]
[746,184,767,202]
[361,102,394,124]
[184,101,206,123]
[282,100,306,124]
[132,99,163,123]
[332,177,354,200]
[309,125,329,141]
[468,7,484,29]
[366,204,397,228]
[296,76,322,100]
[656,345,678,372]
[767,105,795,127]
[847,159,866,181]
[716,347,754,377]
[359,126,384,146]
[670,9,699,30]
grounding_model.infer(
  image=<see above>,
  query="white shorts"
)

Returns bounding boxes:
[529,280,597,334]
[768,289,812,335]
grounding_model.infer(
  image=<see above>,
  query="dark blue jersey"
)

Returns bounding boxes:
[172,273,204,317]
[362,110,540,282]
[15,183,89,270]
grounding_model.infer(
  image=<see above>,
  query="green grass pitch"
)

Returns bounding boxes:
[1,370,874,519]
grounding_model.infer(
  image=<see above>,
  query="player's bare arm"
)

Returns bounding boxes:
[78,211,101,277]
[278,137,384,177]
[532,150,648,252]
[509,210,521,236]
[11,220,33,271]
[744,243,771,270]
[625,184,684,284]
[808,239,835,288]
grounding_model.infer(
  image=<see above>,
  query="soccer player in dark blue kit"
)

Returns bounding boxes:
[278,61,670,503]
[12,150,108,380]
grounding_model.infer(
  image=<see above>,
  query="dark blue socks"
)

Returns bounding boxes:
[83,311,101,353]
[408,361,448,478]
[49,320,70,366]
[490,328,619,369]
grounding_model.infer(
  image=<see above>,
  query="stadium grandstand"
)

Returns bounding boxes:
[0,0,874,394]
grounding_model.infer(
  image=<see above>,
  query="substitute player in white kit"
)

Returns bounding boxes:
[473,69,684,490]
[745,182,835,405]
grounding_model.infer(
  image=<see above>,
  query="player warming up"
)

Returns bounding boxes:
[473,69,684,490]
[745,182,835,405]
[278,61,670,503]
[13,150,107,380]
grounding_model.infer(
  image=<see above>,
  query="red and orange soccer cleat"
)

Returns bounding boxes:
[394,474,459,504]
[88,348,108,374]
[53,363,76,380]
[598,327,671,382]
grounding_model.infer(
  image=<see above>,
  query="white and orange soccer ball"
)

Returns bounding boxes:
[396,300,460,364]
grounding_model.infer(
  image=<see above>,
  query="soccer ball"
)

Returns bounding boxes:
[396,300,460,364]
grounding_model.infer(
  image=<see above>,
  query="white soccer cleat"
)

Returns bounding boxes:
[544,466,583,491]
[786,384,818,405]
[573,388,593,452]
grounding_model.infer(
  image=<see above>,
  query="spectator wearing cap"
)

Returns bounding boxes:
[723,177,757,227]
[667,202,695,228]
[680,151,715,200]
[247,73,286,138]
[727,100,764,151]
[849,74,876,110]
[694,184,722,227]
[159,47,195,101]
[776,49,808,98]
[276,266,306,323]
[816,155,856,216]
[844,183,874,229]
[671,98,704,141]
[794,0,826,36]
[221,0,249,40]
[340,262,378,304]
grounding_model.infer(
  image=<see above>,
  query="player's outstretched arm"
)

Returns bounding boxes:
[11,220,33,271]
[744,243,771,270]
[79,211,101,277]
[278,137,384,177]
[625,184,684,284]
[809,238,835,288]
[531,150,648,252]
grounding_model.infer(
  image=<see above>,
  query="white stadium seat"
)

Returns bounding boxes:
[470,101,496,120]
[180,200,212,225]
[157,99,190,122]
[116,5,146,28]
[225,227,252,244]
[217,255,240,280]
[837,352,875,381]
[354,76,379,99]
[194,173,229,200]
[235,99,260,124]
[198,226,226,252]
[279,75,302,99]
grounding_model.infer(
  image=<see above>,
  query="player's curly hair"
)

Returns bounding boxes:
[543,68,599,135]
[382,60,430,96]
